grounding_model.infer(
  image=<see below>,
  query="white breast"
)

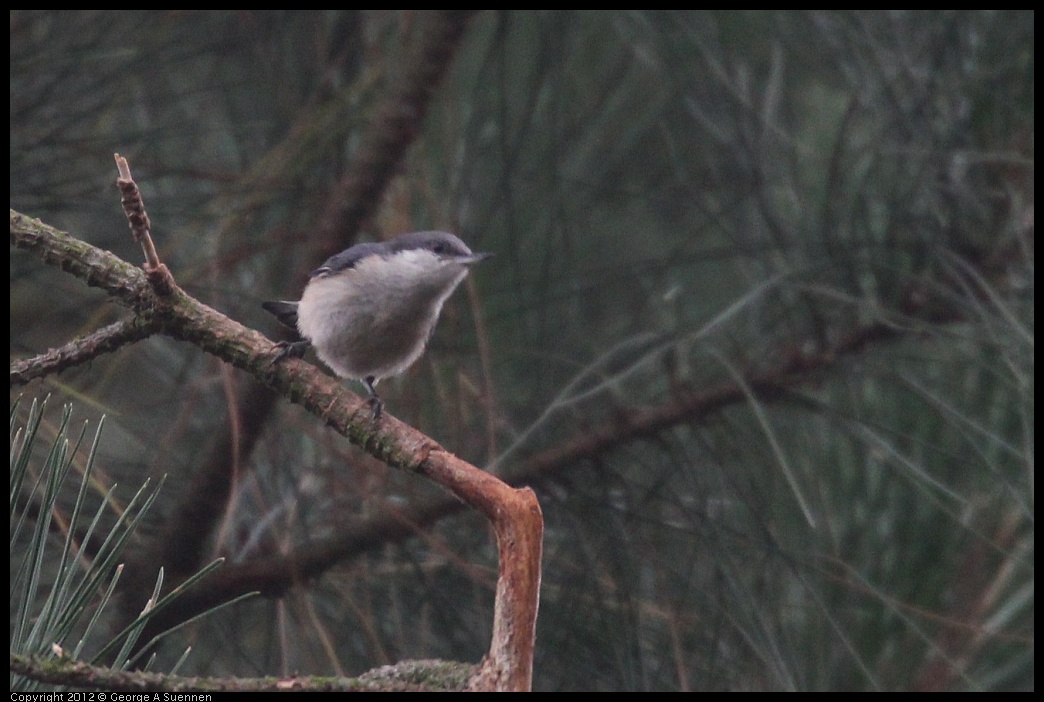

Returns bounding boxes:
[295,251,471,381]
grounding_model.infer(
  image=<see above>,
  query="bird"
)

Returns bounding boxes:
[263,231,492,419]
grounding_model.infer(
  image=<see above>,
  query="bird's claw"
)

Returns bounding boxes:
[368,396,384,421]
[270,340,310,365]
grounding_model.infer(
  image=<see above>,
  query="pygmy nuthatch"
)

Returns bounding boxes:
[263,231,492,419]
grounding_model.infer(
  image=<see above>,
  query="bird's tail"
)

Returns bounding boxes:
[261,300,299,329]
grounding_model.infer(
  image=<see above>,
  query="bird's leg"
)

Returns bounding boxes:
[363,376,383,420]
[270,340,311,364]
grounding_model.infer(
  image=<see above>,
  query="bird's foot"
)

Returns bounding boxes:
[367,396,384,421]
[270,340,311,365]
[363,376,383,420]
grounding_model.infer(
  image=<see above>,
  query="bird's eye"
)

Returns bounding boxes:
[432,243,446,254]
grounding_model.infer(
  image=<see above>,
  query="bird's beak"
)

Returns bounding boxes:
[464,252,494,265]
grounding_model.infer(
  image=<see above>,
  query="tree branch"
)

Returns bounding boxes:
[11,652,477,692]
[10,316,155,386]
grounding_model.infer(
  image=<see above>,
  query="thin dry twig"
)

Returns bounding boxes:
[114,153,175,294]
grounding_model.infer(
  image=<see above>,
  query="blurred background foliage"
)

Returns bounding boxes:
[10,10,1033,691]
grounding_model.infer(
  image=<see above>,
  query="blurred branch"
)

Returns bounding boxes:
[315,10,478,243]
[143,382,279,578]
